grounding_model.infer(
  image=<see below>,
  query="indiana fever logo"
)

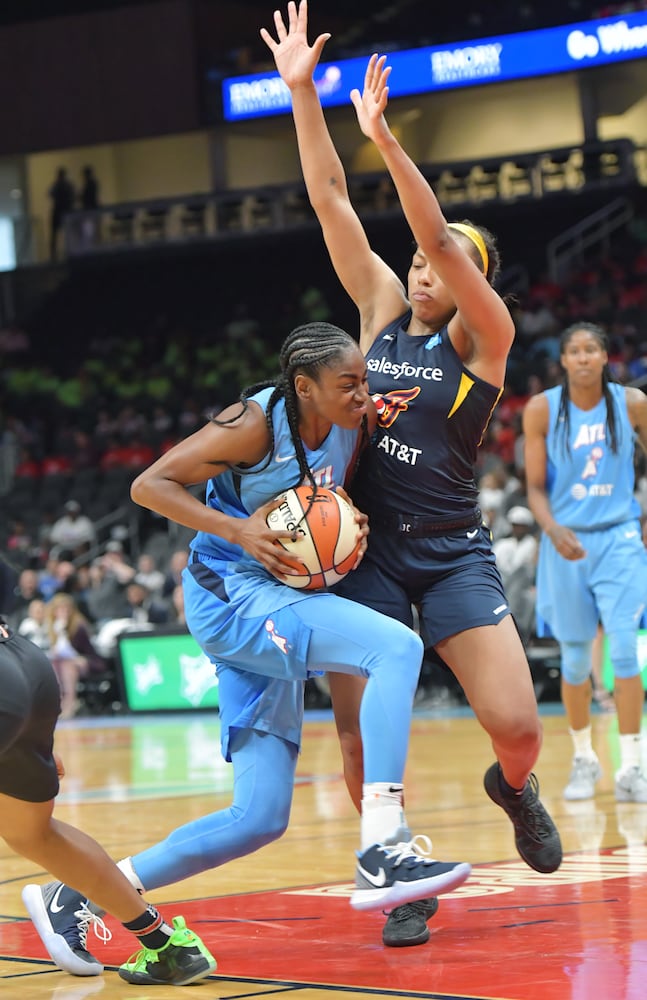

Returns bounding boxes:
[372,388,421,428]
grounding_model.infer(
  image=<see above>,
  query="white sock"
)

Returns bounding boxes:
[117,856,146,893]
[618,733,642,776]
[570,726,597,761]
[360,782,408,851]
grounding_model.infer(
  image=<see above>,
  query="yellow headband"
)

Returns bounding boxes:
[448,223,489,276]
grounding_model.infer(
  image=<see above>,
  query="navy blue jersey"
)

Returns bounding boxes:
[353,313,501,518]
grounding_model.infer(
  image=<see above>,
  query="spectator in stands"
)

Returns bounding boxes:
[12,447,41,480]
[162,549,189,598]
[134,553,165,596]
[169,584,186,627]
[48,167,76,260]
[93,409,119,451]
[493,506,538,579]
[49,500,96,558]
[114,435,155,471]
[17,598,49,650]
[124,579,169,626]
[37,556,64,602]
[7,568,44,629]
[45,592,106,718]
[84,543,135,626]
[492,506,538,643]
[6,519,33,566]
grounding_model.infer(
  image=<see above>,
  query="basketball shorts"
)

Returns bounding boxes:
[334,521,510,646]
[0,632,60,802]
[536,520,647,642]
[184,551,421,759]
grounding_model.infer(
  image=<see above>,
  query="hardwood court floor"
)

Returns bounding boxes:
[2,701,647,1000]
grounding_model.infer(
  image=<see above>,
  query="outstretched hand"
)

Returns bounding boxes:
[260,0,330,89]
[349,53,392,144]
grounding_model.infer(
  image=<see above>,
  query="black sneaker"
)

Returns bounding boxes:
[118,915,217,985]
[382,897,439,947]
[483,762,562,873]
[22,882,109,975]
[351,835,471,911]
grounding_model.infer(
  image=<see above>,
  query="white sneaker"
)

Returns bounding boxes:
[615,766,647,803]
[563,757,601,800]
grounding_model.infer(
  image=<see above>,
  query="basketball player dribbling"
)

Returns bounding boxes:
[24,321,471,976]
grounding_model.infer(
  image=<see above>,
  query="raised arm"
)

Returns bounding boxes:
[260,1,407,351]
[350,54,514,383]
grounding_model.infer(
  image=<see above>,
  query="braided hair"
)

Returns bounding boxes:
[555,322,620,456]
[209,321,369,494]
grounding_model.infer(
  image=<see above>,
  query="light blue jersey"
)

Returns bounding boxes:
[537,382,647,646]
[190,386,361,619]
[182,384,423,765]
[543,382,637,531]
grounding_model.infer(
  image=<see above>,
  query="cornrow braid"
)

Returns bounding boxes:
[208,322,366,499]
[556,322,620,456]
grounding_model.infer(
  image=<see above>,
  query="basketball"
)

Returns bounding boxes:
[266,485,361,590]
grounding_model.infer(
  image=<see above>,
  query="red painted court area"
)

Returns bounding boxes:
[8,847,647,1000]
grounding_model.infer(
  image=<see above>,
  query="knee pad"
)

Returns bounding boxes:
[607,630,642,679]
[560,641,593,686]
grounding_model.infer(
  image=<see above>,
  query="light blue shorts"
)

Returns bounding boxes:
[536,520,647,642]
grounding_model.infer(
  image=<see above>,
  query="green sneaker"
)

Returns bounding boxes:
[118,916,217,986]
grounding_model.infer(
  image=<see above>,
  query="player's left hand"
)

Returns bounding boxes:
[335,486,369,569]
[350,53,392,143]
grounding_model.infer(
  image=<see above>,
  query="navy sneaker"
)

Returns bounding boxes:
[382,897,439,947]
[22,882,108,975]
[118,915,216,985]
[350,836,471,911]
[484,762,562,873]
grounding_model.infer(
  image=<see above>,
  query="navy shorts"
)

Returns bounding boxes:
[335,521,510,647]
[0,631,60,802]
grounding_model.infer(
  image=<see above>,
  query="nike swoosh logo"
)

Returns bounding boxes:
[625,530,638,539]
[466,528,479,539]
[50,884,67,914]
[275,454,295,463]
[356,863,387,887]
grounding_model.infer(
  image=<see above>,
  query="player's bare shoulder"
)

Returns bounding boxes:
[624,385,647,440]
[624,384,647,414]
[522,390,549,435]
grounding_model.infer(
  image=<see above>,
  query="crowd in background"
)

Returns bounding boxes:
[1,211,647,717]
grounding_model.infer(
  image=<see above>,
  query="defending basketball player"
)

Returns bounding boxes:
[262,0,562,948]
[23,321,471,976]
